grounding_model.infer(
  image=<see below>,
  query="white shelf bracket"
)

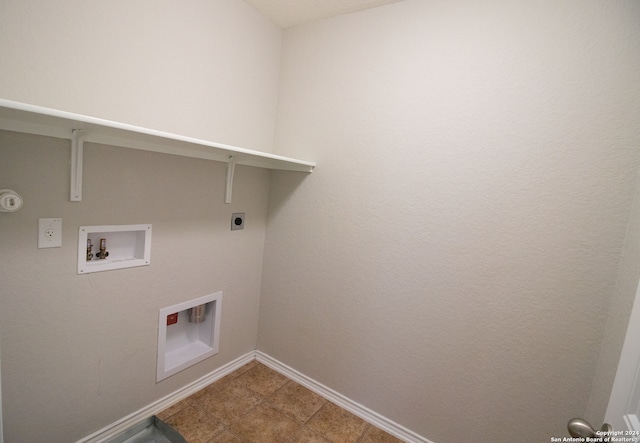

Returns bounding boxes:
[70,129,85,201]
[225,156,236,204]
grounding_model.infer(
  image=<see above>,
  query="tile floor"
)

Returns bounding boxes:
[156,360,404,443]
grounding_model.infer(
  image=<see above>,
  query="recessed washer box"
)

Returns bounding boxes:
[78,224,152,274]
[157,292,222,382]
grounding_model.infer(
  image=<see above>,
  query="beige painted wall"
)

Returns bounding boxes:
[3,0,640,442]
[0,1,281,441]
[0,0,282,152]
[587,166,640,424]
[260,1,640,442]
[0,133,271,442]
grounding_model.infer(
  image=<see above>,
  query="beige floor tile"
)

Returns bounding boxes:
[192,365,255,404]
[234,363,289,397]
[268,381,327,423]
[191,383,222,403]
[229,402,301,443]
[206,429,245,443]
[163,405,225,443]
[156,396,194,421]
[305,402,368,443]
[289,427,332,443]
[157,359,405,443]
[197,380,263,426]
[359,424,405,443]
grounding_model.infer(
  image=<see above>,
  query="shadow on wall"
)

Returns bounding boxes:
[266,170,312,219]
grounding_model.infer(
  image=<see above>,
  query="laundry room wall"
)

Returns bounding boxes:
[260,1,640,441]
[0,1,283,441]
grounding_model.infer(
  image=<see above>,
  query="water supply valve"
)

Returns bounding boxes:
[96,238,109,259]
[86,239,94,261]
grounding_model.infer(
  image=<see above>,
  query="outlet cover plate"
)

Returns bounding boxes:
[231,213,245,230]
[38,218,62,248]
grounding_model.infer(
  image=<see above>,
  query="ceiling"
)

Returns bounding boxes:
[243,0,404,28]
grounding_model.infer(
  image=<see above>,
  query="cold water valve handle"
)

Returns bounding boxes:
[96,238,109,260]
[567,418,612,438]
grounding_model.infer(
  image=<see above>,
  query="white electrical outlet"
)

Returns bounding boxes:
[38,218,62,248]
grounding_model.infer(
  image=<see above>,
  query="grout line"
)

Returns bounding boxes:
[355,423,373,443]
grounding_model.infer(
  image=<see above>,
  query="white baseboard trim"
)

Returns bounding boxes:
[77,350,433,443]
[255,351,434,443]
[76,352,255,443]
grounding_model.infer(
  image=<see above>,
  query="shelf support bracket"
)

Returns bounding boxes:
[70,129,85,202]
[225,156,236,204]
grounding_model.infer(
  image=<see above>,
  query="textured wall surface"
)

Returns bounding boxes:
[0,0,282,152]
[3,1,640,442]
[587,167,640,425]
[260,1,640,442]
[0,132,271,442]
[0,1,282,441]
